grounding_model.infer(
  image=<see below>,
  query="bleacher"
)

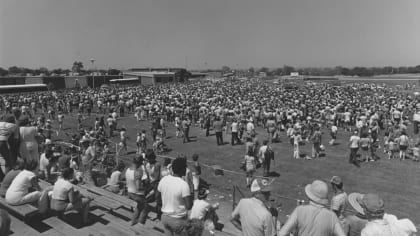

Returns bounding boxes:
[0,180,234,235]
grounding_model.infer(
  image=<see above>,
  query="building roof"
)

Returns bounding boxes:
[123,71,175,77]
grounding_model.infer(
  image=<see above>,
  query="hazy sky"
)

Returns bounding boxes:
[1,0,420,70]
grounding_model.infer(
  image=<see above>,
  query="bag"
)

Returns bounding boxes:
[265,147,275,161]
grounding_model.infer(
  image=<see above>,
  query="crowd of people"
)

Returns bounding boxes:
[0,78,418,235]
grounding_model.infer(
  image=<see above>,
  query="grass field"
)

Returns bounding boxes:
[53,110,420,227]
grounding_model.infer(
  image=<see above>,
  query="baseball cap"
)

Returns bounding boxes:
[250,178,272,193]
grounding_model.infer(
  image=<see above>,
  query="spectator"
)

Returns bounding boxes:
[5,159,42,206]
[158,157,192,236]
[0,158,25,197]
[213,117,224,145]
[50,168,92,225]
[360,194,417,236]
[126,154,149,226]
[191,154,202,199]
[0,115,19,180]
[343,192,369,236]
[190,188,219,234]
[104,162,126,194]
[330,176,347,221]
[278,180,345,236]
[231,178,276,236]
[349,130,360,167]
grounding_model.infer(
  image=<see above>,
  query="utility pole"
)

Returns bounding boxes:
[90,58,95,88]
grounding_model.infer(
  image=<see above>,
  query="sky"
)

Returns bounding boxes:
[1,0,420,70]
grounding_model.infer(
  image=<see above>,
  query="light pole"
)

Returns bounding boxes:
[90,58,95,88]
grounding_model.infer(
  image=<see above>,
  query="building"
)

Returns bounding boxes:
[122,71,175,85]
[127,68,190,83]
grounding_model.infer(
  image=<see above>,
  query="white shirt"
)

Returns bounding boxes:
[5,170,36,204]
[361,214,416,236]
[246,122,255,132]
[190,199,211,220]
[350,135,360,148]
[158,175,190,218]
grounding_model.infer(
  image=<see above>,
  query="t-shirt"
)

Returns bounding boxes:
[244,155,255,171]
[231,122,239,132]
[279,203,341,236]
[158,175,190,218]
[231,197,275,236]
[331,192,348,220]
[190,199,211,220]
[350,135,360,148]
[5,170,36,204]
[108,170,121,187]
[51,178,73,201]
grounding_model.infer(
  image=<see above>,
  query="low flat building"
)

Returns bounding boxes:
[123,71,175,85]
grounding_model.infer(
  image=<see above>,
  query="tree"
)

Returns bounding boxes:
[107,68,121,75]
[282,65,295,76]
[8,66,21,75]
[274,68,283,75]
[72,61,84,74]
[51,68,63,75]
[38,67,49,76]
[0,67,8,76]
[221,66,231,73]
[258,67,269,73]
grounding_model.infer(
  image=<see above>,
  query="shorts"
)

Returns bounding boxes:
[246,169,255,177]
[361,146,369,151]
[400,145,407,151]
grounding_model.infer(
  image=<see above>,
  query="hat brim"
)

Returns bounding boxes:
[305,184,328,205]
[348,193,365,215]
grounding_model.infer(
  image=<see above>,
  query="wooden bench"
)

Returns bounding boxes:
[44,216,88,236]
[79,183,136,210]
[0,197,38,222]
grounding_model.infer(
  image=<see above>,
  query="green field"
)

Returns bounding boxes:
[55,110,420,226]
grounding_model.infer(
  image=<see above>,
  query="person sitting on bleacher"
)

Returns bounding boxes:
[50,168,92,225]
[103,161,126,194]
[5,159,42,206]
[0,158,25,198]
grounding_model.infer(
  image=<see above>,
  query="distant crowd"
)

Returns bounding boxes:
[0,79,418,235]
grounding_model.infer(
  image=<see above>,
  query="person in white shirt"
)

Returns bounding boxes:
[5,159,42,206]
[349,131,360,167]
[329,124,338,145]
[125,155,149,225]
[231,119,240,145]
[158,157,192,236]
[190,188,219,233]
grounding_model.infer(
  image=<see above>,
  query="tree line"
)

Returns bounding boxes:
[220,65,420,77]
[0,61,121,77]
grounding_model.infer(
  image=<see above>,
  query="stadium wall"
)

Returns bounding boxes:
[65,76,88,88]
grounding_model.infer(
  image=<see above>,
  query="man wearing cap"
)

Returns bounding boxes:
[344,192,369,236]
[279,180,345,236]
[231,178,276,236]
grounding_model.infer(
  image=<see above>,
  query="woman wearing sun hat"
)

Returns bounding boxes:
[355,193,417,236]
[278,180,345,236]
[343,192,369,236]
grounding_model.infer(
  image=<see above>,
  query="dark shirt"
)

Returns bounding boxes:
[213,121,223,132]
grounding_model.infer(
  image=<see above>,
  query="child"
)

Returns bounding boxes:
[388,138,396,159]
[57,112,64,131]
[329,124,338,145]
[136,132,142,154]
[412,143,420,162]
[117,128,128,155]
[383,131,390,154]
[244,149,256,188]
[293,131,302,159]
[191,154,202,198]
